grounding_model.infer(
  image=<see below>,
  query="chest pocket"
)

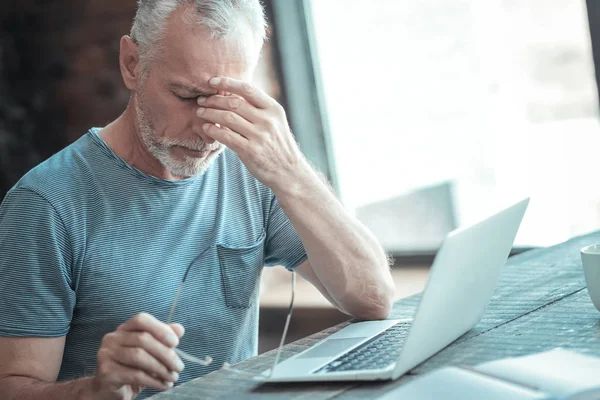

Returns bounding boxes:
[217,231,266,309]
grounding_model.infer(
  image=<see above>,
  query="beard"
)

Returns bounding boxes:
[135,90,224,178]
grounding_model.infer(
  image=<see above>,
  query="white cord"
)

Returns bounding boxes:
[221,271,296,379]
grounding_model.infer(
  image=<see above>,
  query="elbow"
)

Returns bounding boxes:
[354,302,393,321]
[343,277,396,321]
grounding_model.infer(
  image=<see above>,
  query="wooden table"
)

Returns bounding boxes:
[150,232,600,399]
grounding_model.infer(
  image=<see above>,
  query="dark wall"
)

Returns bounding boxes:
[0,0,282,200]
[0,0,137,199]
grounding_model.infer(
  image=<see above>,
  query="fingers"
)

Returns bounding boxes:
[201,123,248,152]
[197,94,260,124]
[96,313,187,395]
[97,357,174,392]
[118,312,180,348]
[196,106,256,140]
[111,346,179,384]
[116,331,185,374]
[169,323,185,338]
[208,77,273,109]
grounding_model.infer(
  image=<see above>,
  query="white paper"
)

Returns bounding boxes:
[476,348,600,398]
[378,367,550,400]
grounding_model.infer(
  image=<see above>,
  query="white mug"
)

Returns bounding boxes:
[581,244,600,312]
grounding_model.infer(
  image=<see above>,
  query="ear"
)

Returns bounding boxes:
[119,35,142,90]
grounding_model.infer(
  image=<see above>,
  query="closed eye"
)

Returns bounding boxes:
[176,94,197,102]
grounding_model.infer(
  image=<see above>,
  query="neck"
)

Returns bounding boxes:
[99,99,184,181]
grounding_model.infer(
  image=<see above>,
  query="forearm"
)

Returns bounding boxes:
[273,164,395,319]
[0,375,96,400]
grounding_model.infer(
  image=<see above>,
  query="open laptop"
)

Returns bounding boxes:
[264,197,530,382]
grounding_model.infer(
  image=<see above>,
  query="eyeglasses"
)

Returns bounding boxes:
[166,247,296,380]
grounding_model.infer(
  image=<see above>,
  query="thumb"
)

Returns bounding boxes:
[169,323,185,339]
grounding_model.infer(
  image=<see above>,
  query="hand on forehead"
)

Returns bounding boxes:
[206,76,271,109]
[209,77,244,93]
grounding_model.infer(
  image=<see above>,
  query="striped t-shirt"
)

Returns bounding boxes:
[0,128,307,398]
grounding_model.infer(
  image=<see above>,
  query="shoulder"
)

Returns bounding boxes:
[9,131,100,208]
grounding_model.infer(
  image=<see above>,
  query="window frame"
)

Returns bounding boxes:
[266,0,339,193]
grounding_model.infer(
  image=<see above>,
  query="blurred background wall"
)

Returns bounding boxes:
[0,0,130,197]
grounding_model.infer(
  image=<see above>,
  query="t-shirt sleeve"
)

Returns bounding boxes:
[0,187,75,337]
[263,193,307,270]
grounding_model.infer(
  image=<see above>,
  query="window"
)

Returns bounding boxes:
[310,0,600,248]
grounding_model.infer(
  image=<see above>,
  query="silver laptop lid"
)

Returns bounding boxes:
[392,197,530,378]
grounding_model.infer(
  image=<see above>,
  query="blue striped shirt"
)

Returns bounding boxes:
[0,128,307,398]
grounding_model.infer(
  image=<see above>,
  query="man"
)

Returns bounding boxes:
[0,0,395,399]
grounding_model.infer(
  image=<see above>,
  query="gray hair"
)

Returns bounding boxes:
[130,0,267,70]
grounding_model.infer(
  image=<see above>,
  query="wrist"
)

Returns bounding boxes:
[77,377,97,400]
[270,159,318,201]
[81,377,119,400]
[82,377,108,400]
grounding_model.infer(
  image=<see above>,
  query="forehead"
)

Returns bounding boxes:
[156,4,257,89]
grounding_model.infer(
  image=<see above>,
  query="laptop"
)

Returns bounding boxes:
[264,197,530,382]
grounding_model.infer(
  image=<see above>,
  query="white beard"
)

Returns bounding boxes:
[135,93,224,178]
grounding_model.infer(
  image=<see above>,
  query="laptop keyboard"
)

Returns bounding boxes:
[313,321,411,374]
